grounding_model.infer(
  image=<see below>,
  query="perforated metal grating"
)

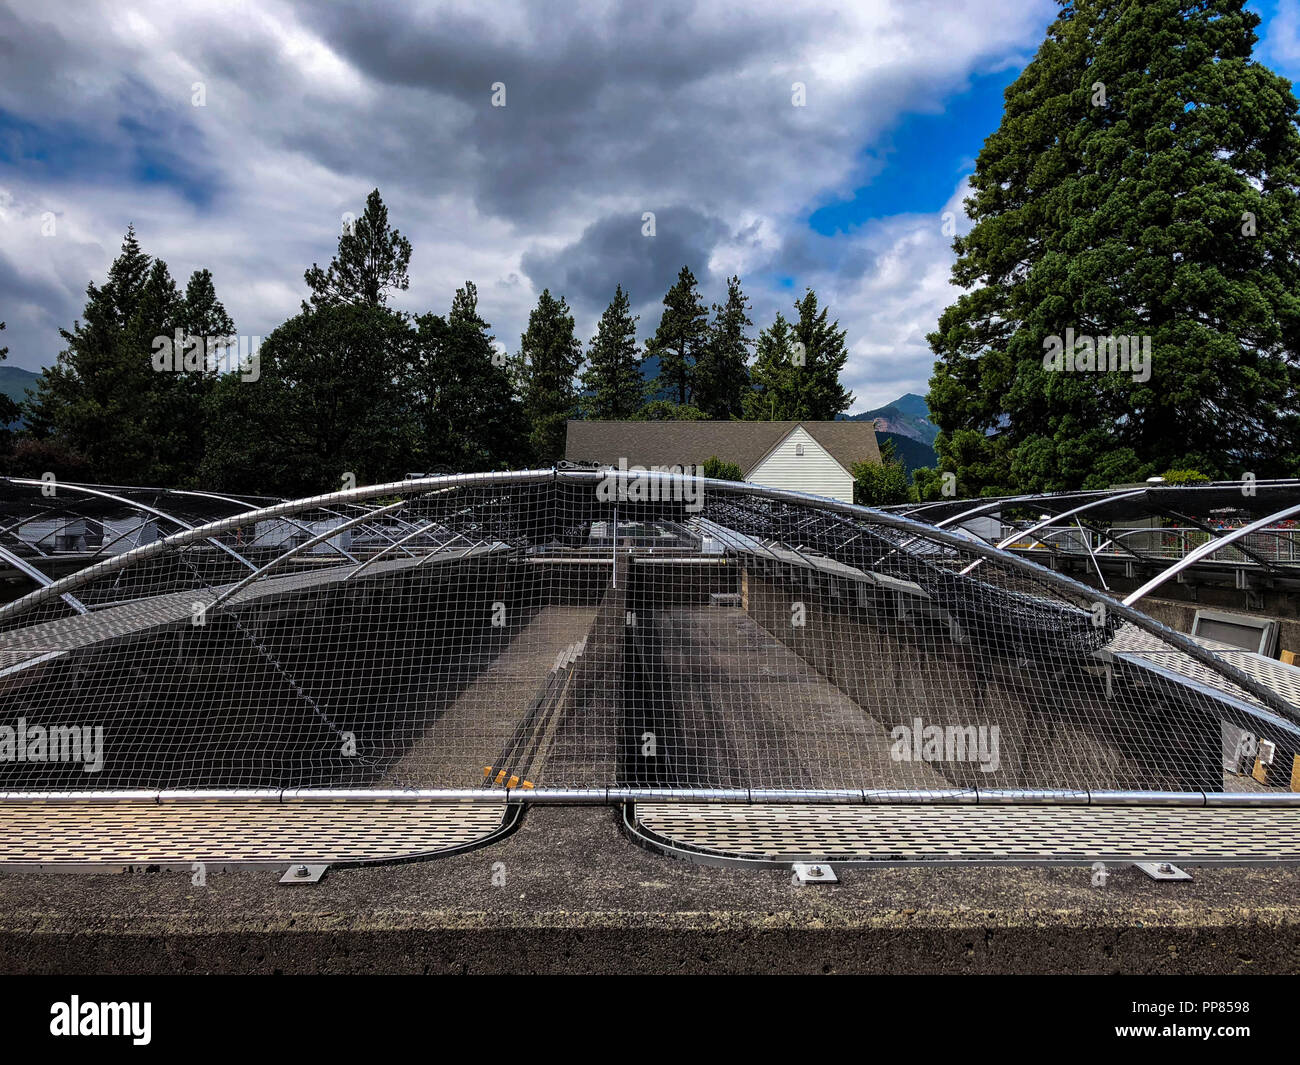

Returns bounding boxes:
[1107,624,1300,711]
[0,797,510,867]
[633,802,1300,863]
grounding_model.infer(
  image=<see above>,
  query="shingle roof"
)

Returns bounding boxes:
[564,420,880,476]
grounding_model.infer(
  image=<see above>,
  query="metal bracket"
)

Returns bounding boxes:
[1134,861,1192,881]
[791,862,838,885]
[279,863,328,884]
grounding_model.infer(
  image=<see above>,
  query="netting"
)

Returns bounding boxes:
[0,469,1297,797]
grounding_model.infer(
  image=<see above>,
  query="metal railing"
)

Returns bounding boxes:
[1000,525,1300,566]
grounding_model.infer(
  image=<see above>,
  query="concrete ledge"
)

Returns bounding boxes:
[1,806,1298,974]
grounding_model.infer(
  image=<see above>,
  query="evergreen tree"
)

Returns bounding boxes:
[927,0,1300,494]
[702,456,744,481]
[743,293,853,420]
[579,285,643,419]
[24,227,225,485]
[744,312,798,419]
[304,188,412,308]
[182,269,235,345]
[645,266,708,405]
[853,437,911,505]
[694,275,754,419]
[519,289,582,462]
[790,289,853,420]
[0,322,16,436]
[201,303,413,495]
[410,282,529,473]
[635,400,709,421]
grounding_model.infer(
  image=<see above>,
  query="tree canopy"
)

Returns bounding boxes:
[927,0,1300,495]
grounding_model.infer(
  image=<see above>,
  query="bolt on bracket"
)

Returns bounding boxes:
[791,861,838,885]
[1134,861,1192,881]
[279,863,328,884]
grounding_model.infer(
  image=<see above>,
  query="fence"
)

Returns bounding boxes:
[0,470,1295,801]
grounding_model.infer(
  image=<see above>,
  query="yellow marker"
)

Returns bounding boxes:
[1283,650,1297,666]
[1253,757,1269,785]
[1291,754,1300,792]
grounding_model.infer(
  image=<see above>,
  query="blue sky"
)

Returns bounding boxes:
[1,0,1298,410]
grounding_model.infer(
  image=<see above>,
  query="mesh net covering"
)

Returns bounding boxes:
[0,469,1296,796]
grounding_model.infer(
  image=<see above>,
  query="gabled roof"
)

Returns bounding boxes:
[564,420,880,477]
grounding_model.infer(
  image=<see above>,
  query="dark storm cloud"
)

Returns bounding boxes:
[0,251,81,372]
[263,0,839,227]
[0,0,1055,405]
[520,206,729,314]
[761,227,875,281]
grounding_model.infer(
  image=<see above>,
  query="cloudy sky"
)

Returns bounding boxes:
[2,0,1299,411]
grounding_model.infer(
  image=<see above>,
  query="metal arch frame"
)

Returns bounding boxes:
[207,497,413,609]
[957,490,1148,576]
[342,518,475,582]
[0,524,55,559]
[1123,500,1300,606]
[9,480,257,574]
[0,495,122,556]
[1018,517,1156,567]
[171,489,363,565]
[1152,506,1283,574]
[0,466,1296,731]
[325,500,426,559]
[0,543,88,614]
[0,482,262,552]
[0,470,555,626]
[895,489,1114,530]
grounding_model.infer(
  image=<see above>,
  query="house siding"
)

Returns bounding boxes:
[747,426,853,502]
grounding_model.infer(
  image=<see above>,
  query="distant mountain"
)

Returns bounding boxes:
[0,366,40,425]
[878,431,937,477]
[842,392,938,447]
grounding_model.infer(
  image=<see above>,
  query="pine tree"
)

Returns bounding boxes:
[579,285,644,419]
[304,189,412,308]
[519,289,583,462]
[790,289,853,420]
[694,275,754,419]
[410,282,529,473]
[645,266,708,406]
[182,269,235,347]
[744,312,797,419]
[928,0,1300,494]
[200,303,414,495]
[24,227,225,485]
[743,293,853,421]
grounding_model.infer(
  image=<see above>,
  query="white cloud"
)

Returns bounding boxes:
[0,0,1049,414]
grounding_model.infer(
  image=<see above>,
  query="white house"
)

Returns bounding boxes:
[564,419,881,503]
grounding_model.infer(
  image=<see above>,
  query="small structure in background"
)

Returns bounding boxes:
[564,419,880,503]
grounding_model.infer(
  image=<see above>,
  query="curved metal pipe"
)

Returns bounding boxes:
[1123,501,1300,605]
[0,543,88,614]
[208,498,411,609]
[1,466,1295,731]
[958,490,1147,575]
[0,470,555,626]
[9,480,256,573]
[171,489,361,564]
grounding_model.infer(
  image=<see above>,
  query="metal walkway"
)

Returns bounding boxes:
[631,803,1300,866]
[0,796,513,869]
